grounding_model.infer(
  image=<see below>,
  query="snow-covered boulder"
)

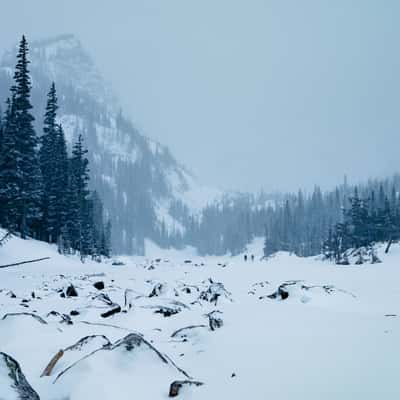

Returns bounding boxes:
[51,333,190,400]
[198,280,232,305]
[41,335,112,377]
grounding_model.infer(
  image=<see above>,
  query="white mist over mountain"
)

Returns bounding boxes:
[1,1,400,192]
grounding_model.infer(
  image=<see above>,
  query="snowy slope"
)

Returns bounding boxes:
[0,232,399,399]
[0,35,221,254]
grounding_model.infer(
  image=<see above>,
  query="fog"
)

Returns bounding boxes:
[1,0,400,192]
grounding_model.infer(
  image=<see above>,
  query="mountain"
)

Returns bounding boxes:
[0,34,220,254]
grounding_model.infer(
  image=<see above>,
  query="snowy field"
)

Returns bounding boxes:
[0,233,399,399]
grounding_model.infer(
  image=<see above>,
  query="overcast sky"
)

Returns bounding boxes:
[1,1,400,192]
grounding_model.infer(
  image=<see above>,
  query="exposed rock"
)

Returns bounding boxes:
[93,281,105,290]
[265,281,357,302]
[149,282,164,297]
[154,306,180,317]
[267,284,290,300]
[199,280,232,305]
[47,311,73,325]
[207,310,223,331]
[70,310,80,316]
[111,260,125,266]
[66,284,78,297]
[169,380,203,397]
[0,352,40,399]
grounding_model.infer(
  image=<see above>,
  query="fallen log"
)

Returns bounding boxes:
[0,257,50,269]
[40,349,64,377]
[385,239,393,254]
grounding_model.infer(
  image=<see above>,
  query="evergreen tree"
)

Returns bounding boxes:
[39,84,69,242]
[12,35,43,238]
[101,219,112,258]
[67,134,90,255]
[0,97,19,231]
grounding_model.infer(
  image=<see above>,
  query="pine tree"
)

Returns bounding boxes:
[39,84,69,242]
[0,104,3,155]
[90,191,105,257]
[0,97,20,231]
[39,83,58,241]
[12,35,43,238]
[67,134,90,256]
[101,219,112,258]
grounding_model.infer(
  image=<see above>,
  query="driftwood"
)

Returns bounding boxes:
[0,257,50,269]
[1,312,48,324]
[40,349,64,377]
[171,325,207,338]
[41,335,112,378]
[101,305,121,318]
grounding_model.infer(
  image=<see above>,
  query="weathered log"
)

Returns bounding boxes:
[171,325,207,338]
[385,239,393,254]
[1,312,48,324]
[0,257,50,269]
[40,349,64,377]
[101,305,121,318]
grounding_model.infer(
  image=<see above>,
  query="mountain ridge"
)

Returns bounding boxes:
[0,34,221,254]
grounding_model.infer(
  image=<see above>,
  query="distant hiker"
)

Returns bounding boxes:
[251,254,255,262]
[244,254,248,262]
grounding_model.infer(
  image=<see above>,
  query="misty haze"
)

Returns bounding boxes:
[0,1,399,399]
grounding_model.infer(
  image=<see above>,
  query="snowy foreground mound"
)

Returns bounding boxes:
[0,235,399,399]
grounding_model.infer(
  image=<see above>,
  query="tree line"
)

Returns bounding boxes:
[163,174,400,260]
[263,177,400,263]
[0,36,111,260]
[323,186,400,264]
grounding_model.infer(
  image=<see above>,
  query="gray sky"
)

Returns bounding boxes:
[1,1,400,192]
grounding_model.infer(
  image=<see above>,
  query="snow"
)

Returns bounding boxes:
[1,232,400,399]
[167,167,222,212]
[95,123,139,163]
[154,201,186,235]
[58,114,84,147]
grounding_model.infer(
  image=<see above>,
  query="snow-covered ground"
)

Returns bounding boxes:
[0,233,399,399]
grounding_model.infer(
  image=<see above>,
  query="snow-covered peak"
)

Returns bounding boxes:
[1,34,117,110]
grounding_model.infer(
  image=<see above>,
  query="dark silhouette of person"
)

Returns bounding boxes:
[251,254,255,262]
[244,254,248,262]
